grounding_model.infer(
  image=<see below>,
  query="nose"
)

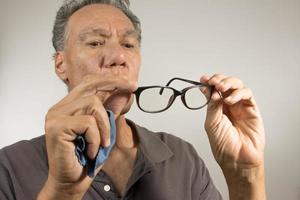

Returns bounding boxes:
[102,43,127,68]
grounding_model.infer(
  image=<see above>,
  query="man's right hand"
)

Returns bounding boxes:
[37,74,137,200]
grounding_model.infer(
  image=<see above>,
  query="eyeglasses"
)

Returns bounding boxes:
[134,77,213,113]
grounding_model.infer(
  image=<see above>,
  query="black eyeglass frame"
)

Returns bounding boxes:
[133,77,213,113]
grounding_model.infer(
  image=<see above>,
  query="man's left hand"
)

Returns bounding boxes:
[200,74,265,170]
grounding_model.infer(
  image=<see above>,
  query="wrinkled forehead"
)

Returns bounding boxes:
[67,4,135,39]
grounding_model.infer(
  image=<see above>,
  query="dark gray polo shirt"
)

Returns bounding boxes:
[0,120,222,200]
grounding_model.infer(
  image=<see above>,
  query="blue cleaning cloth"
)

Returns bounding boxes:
[74,110,116,178]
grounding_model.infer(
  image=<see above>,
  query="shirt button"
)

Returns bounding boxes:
[104,184,111,192]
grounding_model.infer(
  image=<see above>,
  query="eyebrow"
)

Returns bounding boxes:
[78,28,140,41]
[78,28,110,41]
[122,29,140,39]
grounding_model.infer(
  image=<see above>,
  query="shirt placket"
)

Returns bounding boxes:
[92,171,121,200]
[91,147,155,200]
[121,147,155,199]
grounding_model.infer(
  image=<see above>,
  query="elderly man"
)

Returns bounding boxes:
[0,0,266,199]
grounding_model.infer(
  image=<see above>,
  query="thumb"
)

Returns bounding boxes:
[205,95,223,133]
[200,75,224,133]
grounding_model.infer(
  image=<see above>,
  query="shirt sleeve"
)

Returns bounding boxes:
[0,150,16,200]
[188,145,223,200]
[0,137,48,200]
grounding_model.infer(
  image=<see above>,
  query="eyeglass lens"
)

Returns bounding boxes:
[138,85,208,112]
[138,87,174,112]
[184,86,208,109]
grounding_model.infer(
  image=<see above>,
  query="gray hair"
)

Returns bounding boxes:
[52,0,141,52]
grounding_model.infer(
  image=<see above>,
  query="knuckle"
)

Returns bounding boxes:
[224,76,233,81]
[210,74,224,83]
[46,105,58,117]
[88,96,103,116]
[90,95,101,105]
[85,115,97,125]
[219,80,228,86]
[44,116,61,134]
[221,77,233,84]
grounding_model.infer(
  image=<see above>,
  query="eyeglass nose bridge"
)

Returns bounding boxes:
[180,86,198,110]
[162,88,182,111]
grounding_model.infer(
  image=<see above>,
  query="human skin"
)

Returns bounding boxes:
[38,4,141,199]
[201,74,266,199]
[37,4,266,200]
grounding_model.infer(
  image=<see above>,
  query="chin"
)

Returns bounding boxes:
[120,95,134,115]
[104,94,134,118]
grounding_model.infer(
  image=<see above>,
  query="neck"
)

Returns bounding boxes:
[114,115,138,150]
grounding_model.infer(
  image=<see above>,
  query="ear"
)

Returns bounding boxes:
[54,51,69,84]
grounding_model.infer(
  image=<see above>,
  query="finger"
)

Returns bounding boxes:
[200,75,226,131]
[202,74,227,101]
[87,101,111,148]
[56,74,137,107]
[71,74,138,100]
[79,96,111,148]
[200,75,210,84]
[55,95,111,147]
[223,87,256,106]
[215,77,244,93]
[204,75,245,103]
[209,89,222,102]
[75,116,101,160]
[207,74,227,86]
[205,95,223,132]
[200,75,217,101]
[47,115,101,160]
[199,86,209,97]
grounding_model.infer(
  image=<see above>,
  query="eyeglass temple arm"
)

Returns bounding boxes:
[159,77,203,95]
[166,77,202,86]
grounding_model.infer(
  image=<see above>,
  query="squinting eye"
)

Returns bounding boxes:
[123,43,135,49]
[88,41,105,47]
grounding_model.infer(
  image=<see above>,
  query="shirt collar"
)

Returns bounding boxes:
[126,119,174,164]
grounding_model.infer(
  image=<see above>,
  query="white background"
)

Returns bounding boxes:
[1,0,300,199]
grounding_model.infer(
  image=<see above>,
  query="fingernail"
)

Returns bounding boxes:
[105,140,111,147]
